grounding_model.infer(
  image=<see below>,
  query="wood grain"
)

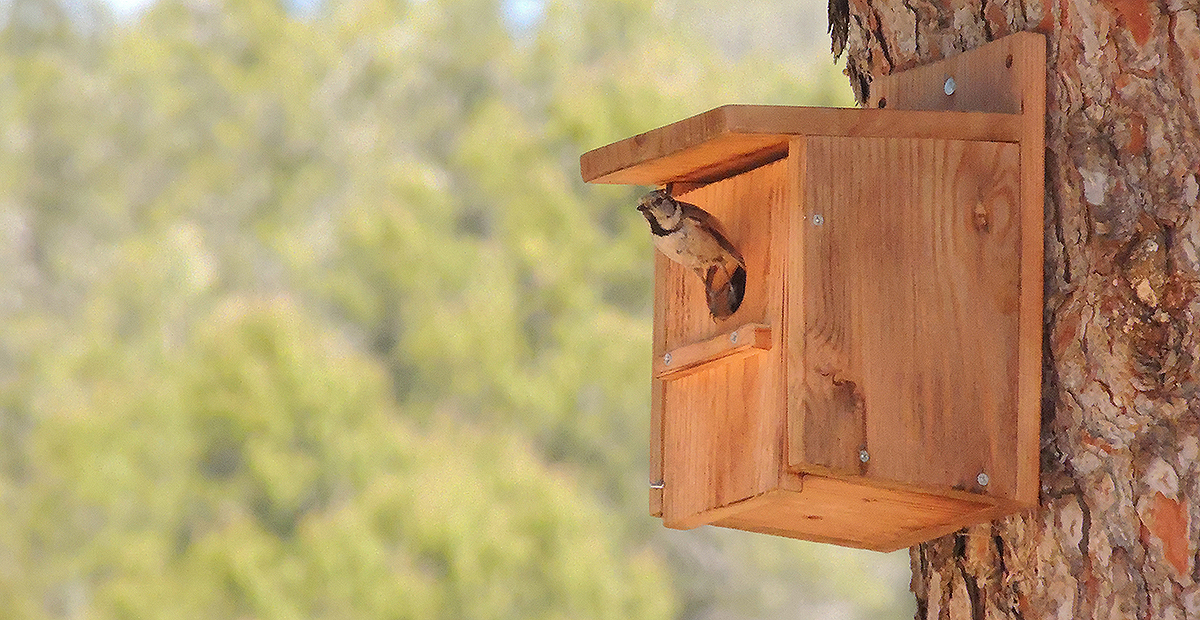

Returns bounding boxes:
[867,32,1042,115]
[1013,33,1045,507]
[712,473,1010,552]
[794,135,1024,501]
[864,29,1051,506]
[868,31,1045,506]
[785,138,809,488]
[658,159,789,528]
[654,324,771,380]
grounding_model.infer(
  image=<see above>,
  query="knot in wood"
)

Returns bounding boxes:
[972,202,990,232]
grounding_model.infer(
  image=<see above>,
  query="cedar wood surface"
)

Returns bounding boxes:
[796,136,1022,500]
[657,161,789,529]
[653,323,773,380]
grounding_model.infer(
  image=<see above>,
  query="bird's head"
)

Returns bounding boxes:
[637,189,682,231]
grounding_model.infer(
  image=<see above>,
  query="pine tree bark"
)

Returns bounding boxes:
[831,1,1200,618]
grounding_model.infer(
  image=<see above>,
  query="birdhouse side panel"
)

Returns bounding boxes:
[792,136,1024,501]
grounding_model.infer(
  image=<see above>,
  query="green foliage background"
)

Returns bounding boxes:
[0,0,913,618]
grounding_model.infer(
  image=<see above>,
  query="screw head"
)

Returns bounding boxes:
[944,76,957,96]
[730,331,739,344]
[859,449,870,463]
[663,353,672,365]
[977,472,990,486]
[812,214,824,226]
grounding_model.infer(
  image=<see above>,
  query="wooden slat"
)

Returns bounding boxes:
[791,135,867,475]
[723,106,1021,141]
[868,31,1042,115]
[796,135,1024,502]
[649,378,664,517]
[581,106,1023,186]
[786,138,811,479]
[654,324,771,380]
[649,252,669,517]
[1014,34,1046,507]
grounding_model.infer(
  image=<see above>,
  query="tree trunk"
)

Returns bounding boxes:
[831,1,1200,618]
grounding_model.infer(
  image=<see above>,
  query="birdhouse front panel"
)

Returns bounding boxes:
[652,159,790,529]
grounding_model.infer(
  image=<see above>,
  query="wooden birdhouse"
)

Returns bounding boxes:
[580,33,1045,551]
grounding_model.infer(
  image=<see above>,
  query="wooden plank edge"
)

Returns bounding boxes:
[785,138,808,471]
[1015,32,1047,506]
[711,515,901,552]
[874,502,1027,551]
[649,374,664,518]
[709,499,1018,552]
[581,105,738,184]
[587,138,787,187]
[581,106,1023,185]
[711,481,1027,552]
[723,106,1022,143]
[649,485,663,518]
[653,323,772,380]
[663,488,779,530]
[649,253,670,518]
[783,466,1035,510]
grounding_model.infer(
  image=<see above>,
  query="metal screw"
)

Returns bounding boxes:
[859,449,870,463]
[944,76,957,96]
[730,331,739,344]
[977,472,990,486]
[663,353,672,365]
[812,214,824,226]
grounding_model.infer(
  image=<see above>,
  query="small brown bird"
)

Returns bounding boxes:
[637,189,746,319]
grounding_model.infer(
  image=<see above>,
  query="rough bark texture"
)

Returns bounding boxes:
[834,1,1200,618]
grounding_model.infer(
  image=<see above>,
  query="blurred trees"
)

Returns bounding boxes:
[0,0,909,618]
[4,298,674,618]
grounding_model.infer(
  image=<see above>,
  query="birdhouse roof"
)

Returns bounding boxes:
[580,105,1021,186]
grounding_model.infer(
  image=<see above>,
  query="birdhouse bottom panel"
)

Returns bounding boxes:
[709,473,1010,552]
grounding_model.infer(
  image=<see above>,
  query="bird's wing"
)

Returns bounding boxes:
[679,202,745,267]
[704,264,745,319]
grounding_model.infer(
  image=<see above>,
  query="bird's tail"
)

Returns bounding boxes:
[705,262,746,319]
